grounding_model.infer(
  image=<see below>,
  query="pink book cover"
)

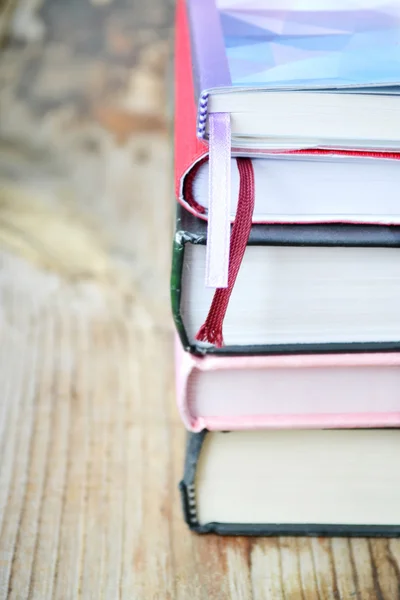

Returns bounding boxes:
[174,337,400,432]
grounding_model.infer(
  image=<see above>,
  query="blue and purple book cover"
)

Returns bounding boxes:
[187,0,400,136]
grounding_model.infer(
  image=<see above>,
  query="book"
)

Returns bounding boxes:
[187,0,400,149]
[180,429,400,536]
[175,338,400,432]
[176,0,400,287]
[184,153,400,224]
[171,205,400,353]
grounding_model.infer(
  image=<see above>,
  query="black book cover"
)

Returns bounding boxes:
[179,431,400,537]
[171,203,400,356]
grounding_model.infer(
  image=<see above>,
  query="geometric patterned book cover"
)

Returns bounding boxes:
[188,0,400,92]
[218,0,400,87]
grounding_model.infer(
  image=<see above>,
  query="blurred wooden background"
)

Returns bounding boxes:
[0,0,400,598]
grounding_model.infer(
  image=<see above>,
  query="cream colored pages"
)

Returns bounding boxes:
[196,430,400,526]
[181,245,400,346]
[207,92,400,149]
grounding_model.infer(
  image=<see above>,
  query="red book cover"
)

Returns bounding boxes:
[174,0,207,202]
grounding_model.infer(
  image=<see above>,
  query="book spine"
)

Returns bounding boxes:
[179,431,208,531]
[197,92,209,139]
[174,0,207,200]
[174,337,207,432]
[179,482,201,531]
[170,231,189,352]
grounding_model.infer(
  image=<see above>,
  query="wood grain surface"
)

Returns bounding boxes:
[0,0,400,598]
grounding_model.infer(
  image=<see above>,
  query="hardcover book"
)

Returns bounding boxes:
[172,205,400,354]
[180,429,400,536]
[187,0,400,148]
[175,339,400,432]
[183,153,400,225]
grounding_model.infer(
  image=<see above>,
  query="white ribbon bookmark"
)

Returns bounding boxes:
[205,112,231,289]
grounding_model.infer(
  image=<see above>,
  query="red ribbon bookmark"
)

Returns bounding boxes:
[197,158,255,347]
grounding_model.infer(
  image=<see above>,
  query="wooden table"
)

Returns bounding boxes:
[0,1,399,598]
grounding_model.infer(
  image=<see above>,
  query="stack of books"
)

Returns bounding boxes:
[172,0,400,536]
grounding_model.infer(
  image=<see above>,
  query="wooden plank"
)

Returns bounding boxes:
[296,538,321,600]
[1,1,400,599]
[250,539,284,599]
[52,318,91,600]
[7,315,55,600]
[0,314,40,600]
[309,538,338,600]
[350,539,377,600]
[369,539,400,599]
[29,314,72,600]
